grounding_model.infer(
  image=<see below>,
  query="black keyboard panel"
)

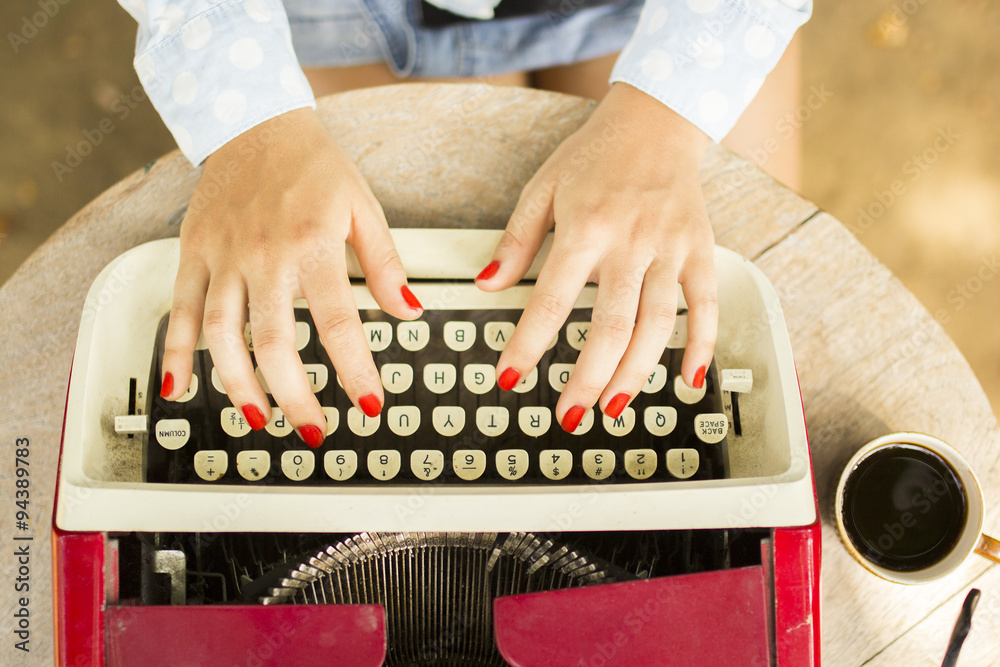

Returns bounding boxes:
[146,305,731,485]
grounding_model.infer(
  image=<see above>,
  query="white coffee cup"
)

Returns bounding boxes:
[835,432,1000,584]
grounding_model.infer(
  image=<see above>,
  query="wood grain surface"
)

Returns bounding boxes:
[0,84,996,665]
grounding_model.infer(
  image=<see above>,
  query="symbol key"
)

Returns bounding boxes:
[237,450,270,481]
[220,408,251,437]
[194,450,228,481]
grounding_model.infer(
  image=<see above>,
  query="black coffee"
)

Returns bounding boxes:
[841,444,967,572]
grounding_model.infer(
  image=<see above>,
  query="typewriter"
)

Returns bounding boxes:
[53,229,820,666]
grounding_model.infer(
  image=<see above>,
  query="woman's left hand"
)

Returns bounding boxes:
[477,82,718,432]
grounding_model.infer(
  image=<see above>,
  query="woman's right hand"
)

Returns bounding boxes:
[158,107,422,448]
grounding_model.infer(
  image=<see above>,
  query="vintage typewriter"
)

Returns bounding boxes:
[53,229,820,666]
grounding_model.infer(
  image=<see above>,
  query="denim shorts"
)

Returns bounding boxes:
[284,0,643,78]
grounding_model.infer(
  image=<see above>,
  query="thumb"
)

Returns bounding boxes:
[477,180,554,291]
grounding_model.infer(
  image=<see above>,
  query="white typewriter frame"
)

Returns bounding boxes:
[56,231,816,533]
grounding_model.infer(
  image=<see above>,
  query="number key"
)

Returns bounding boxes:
[666,449,700,479]
[540,450,572,481]
[410,450,444,480]
[582,449,615,481]
[324,450,357,481]
[496,449,529,480]
[367,450,401,480]
[624,449,658,480]
[453,450,486,481]
[281,450,316,481]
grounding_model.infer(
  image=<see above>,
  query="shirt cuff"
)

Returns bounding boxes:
[132,0,316,165]
[611,0,811,143]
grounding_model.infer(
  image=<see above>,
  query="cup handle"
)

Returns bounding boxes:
[975,534,1000,564]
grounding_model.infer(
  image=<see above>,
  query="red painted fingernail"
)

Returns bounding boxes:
[605,393,630,419]
[298,424,324,449]
[561,406,586,433]
[159,372,174,399]
[359,393,382,417]
[693,366,706,390]
[476,260,500,281]
[401,285,423,310]
[241,404,267,431]
[498,368,520,391]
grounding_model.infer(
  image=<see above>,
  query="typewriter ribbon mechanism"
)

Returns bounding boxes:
[53,229,821,666]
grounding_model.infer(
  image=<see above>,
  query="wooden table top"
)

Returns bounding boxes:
[1,83,998,666]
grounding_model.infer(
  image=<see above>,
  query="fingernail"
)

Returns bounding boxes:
[561,406,586,433]
[159,372,174,399]
[359,393,382,418]
[401,285,423,311]
[476,260,500,281]
[298,424,324,449]
[605,393,630,419]
[498,368,520,391]
[693,366,706,390]
[242,404,267,431]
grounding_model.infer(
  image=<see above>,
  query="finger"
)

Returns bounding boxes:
[347,200,422,319]
[476,179,554,291]
[161,257,209,401]
[558,253,645,425]
[599,258,678,417]
[201,274,271,431]
[246,275,326,448]
[678,248,718,389]
[301,258,384,419]
[496,239,594,412]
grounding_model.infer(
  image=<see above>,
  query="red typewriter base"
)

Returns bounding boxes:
[53,522,820,666]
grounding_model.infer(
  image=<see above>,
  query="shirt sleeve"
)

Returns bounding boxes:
[610,0,812,143]
[117,0,316,165]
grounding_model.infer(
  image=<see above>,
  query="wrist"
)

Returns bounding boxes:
[599,82,709,160]
[208,107,323,166]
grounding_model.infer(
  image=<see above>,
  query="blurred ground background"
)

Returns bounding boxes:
[1,0,998,414]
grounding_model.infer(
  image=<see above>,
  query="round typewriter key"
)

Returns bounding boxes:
[410,450,444,480]
[324,450,357,481]
[582,449,615,480]
[540,450,572,480]
[836,433,998,583]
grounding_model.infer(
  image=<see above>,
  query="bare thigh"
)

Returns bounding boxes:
[303,63,529,97]
[531,53,619,101]
[721,34,802,190]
